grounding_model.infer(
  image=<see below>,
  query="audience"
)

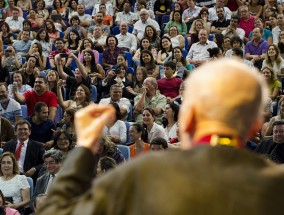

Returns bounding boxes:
[1,0,284,203]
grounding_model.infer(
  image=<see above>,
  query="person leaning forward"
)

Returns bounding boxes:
[39,59,284,215]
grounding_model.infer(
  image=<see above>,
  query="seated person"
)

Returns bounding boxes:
[8,71,32,99]
[103,103,127,144]
[19,55,40,88]
[150,137,168,151]
[99,84,131,121]
[96,156,117,176]
[102,63,134,100]
[13,30,32,57]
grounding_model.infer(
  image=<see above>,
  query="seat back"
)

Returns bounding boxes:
[91,85,98,102]
[21,105,28,119]
[124,121,131,145]
[26,177,34,197]
[117,145,130,160]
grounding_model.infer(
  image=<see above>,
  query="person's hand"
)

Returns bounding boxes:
[55,54,62,63]
[68,52,76,59]
[141,85,148,95]
[75,104,115,153]
[5,201,14,208]
[116,76,122,85]
[176,62,183,67]
[126,86,135,94]
[25,168,36,177]
[108,135,120,143]
[34,52,40,57]
[11,83,18,94]
[57,79,65,88]
[107,70,116,78]
[44,140,54,150]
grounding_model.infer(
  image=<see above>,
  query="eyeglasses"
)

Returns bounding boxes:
[170,29,177,31]
[240,10,248,13]
[57,137,69,142]
[44,161,56,165]
[140,13,147,16]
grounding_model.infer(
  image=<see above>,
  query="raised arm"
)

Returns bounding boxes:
[55,54,68,80]
[57,79,71,109]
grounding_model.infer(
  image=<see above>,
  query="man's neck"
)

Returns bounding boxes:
[32,115,43,125]
[36,90,46,96]
[0,98,9,105]
[218,17,225,22]
[253,38,261,44]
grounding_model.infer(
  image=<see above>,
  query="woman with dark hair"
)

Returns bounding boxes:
[0,189,20,215]
[213,33,224,50]
[198,7,211,31]
[262,44,284,79]
[16,20,37,41]
[126,66,148,97]
[157,36,173,65]
[169,2,183,20]
[143,25,161,49]
[64,15,87,40]
[66,29,80,55]
[0,22,14,45]
[164,11,187,36]
[1,45,22,73]
[45,19,60,43]
[68,0,79,19]
[53,0,67,19]
[150,137,168,150]
[143,108,168,143]
[27,9,45,31]
[139,50,159,78]
[95,136,125,164]
[35,0,49,20]
[133,37,157,67]
[28,42,47,70]
[103,103,127,144]
[53,130,74,158]
[82,49,104,86]
[164,46,191,79]
[248,0,263,19]
[102,35,123,70]
[96,156,117,176]
[32,28,52,56]
[128,123,149,158]
[56,108,77,143]
[8,71,32,98]
[163,102,180,141]
[207,47,223,59]
[114,0,125,15]
[20,55,40,87]
[0,152,30,212]
[78,38,100,64]
[57,82,91,110]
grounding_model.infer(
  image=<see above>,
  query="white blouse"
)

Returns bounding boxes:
[148,122,168,143]
[0,175,30,204]
[103,120,127,144]
[165,123,178,141]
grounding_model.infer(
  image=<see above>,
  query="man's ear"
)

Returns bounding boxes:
[247,117,263,140]
[180,105,196,149]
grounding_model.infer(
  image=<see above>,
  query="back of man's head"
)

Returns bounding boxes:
[179,59,268,148]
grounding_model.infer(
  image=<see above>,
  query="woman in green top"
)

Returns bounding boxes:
[262,66,281,102]
[164,11,187,36]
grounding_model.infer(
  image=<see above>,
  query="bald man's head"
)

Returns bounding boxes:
[179,59,268,148]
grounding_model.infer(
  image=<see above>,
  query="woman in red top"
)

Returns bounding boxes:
[128,123,149,158]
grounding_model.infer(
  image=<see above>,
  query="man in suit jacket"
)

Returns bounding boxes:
[3,120,45,182]
[32,150,62,211]
[39,59,284,215]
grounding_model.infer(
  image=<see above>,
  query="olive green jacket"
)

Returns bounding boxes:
[39,145,284,215]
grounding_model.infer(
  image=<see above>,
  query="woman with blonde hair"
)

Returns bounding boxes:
[262,44,284,80]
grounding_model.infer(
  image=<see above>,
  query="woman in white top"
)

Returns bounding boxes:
[163,102,179,141]
[143,108,168,143]
[262,44,284,80]
[8,71,32,99]
[103,103,127,144]
[32,28,52,56]
[0,152,30,211]
[168,26,185,49]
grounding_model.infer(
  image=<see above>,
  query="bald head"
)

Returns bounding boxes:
[179,59,268,148]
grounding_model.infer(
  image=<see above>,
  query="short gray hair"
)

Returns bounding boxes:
[43,149,63,163]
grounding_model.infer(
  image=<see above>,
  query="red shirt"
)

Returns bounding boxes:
[157,77,183,98]
[23,90,58,116]
[238,16,255,38]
